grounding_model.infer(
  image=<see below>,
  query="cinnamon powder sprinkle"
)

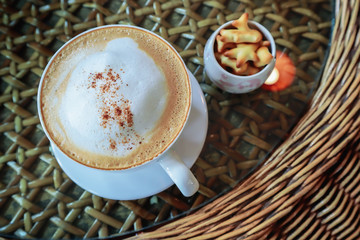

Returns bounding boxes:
[109,139,116,150]
[87,66,140,150]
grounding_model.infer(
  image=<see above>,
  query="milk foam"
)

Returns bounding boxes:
[59,37,168,157]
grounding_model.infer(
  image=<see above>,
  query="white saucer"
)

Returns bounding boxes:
[52,71,208,200]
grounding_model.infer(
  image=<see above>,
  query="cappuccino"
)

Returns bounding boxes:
[39,26,191,170]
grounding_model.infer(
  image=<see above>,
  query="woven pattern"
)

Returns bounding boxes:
[0,0,332,239]
[135,0,360,239]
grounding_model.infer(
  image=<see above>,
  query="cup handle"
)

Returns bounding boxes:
[158,149,199,197]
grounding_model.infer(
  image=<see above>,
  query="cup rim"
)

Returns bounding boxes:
[37,25,192,171]
[207,20,276,80]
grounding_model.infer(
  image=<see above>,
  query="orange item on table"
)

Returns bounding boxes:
[262,51,296,91]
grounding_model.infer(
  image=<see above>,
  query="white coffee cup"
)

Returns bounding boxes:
[204,20,276,94]
[38,25,199,199]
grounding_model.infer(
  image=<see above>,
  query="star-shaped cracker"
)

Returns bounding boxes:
[254,46,273,67]
[219,13,262,44]
[219,28,262,44]
[224,43,259,67]
[215,53,248,75]
[216,35,237,53]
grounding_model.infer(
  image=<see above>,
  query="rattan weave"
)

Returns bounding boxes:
[0,0,356,239]
[134,0,360,239]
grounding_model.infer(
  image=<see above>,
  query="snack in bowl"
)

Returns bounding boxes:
[214,13,273,76]
[203,13,276,94]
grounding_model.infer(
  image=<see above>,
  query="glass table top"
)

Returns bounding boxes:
[0,0,333,238]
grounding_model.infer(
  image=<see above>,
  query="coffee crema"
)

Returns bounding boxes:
[39,26,191,170]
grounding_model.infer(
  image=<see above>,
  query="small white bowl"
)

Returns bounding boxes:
[204,20,276,94]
